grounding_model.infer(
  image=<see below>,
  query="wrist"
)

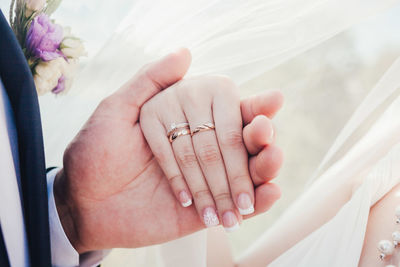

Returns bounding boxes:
[53,169,85,253]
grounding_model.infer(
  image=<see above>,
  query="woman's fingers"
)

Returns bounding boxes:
[185,108,242,231]
[170,127,221,228]
[142,99,222,228]
[153,96,222,228]
[249,145,283,186]
[241,90,284,125]
[141,76,284,232]
[243,115,274,155]
[139,106,194,208]
[212,89,256,217]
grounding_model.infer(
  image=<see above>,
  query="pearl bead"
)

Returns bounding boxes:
[378,240,395,255]
[385,265,396,267]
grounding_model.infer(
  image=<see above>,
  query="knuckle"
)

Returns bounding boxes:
[213,191,232,203]
[139,99,161,123]
[167,173,184,185]
[197,144,221,165]
[220,130,243,148]
[213,75,238,94]
[230,173,251,186]
[176,146,198,168]
[193,189,212,201]
[213,75,235,87]
[177,81,208,107]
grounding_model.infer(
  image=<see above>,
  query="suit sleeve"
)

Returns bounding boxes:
[47,168,109,267]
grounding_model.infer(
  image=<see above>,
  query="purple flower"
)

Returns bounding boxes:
[26,14,63,61]
[52,75,66,94]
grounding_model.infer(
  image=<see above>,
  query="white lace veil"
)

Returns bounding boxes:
[35,0,400,266]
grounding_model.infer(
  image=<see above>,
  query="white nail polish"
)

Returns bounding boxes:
[222,211,240,232]
[224,222,240,233]
[182,199,192,208]
[238,206,255,215]
[179,191,192,208]
[203,207,219,227]
[237,193,254,215]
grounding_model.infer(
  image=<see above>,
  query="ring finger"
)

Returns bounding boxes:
[184,106,241,232]
[162,110,221,229]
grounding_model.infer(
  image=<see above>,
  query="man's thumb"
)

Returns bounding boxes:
[115,48,191,119]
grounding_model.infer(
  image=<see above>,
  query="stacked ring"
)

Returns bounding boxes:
[169,128,191,143]
[167,122,216,143]
[168,122,191,143]
[191,122,215,136]
[167,122,190,136]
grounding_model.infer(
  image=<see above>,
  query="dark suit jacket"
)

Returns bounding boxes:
[0,10,52,267]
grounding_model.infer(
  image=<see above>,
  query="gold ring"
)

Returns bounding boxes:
[169,128,191,143]
[191,122,215,136]
[167,122,190,136]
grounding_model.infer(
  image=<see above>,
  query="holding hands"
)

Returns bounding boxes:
[56,48,283,253]
[140,74,283,231]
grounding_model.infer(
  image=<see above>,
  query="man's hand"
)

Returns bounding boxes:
[54,48,283,253]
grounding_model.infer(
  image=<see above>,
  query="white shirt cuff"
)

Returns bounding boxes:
[47,168,108,267]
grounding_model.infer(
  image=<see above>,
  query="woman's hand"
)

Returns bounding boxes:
[140,75,281,231]
[57,49,283,252]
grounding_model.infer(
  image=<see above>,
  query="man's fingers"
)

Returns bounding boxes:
[241,90,284,125]
[243,115,274,155]
[115,48,192,121]
[249,145,283,186]
[244,183,281,219]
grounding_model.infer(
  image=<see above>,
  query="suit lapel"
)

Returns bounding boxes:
[0,11,51,267]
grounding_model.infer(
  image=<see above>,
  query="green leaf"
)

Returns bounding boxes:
[44,0,62,16]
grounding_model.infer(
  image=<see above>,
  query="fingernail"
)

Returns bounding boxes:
[237,193,254,215]
[203,207,220,227]
[179,191,192,207]
[222,211,240,233]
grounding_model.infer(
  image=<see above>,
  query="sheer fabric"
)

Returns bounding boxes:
[34,0,400,266]
[268,58,400,266]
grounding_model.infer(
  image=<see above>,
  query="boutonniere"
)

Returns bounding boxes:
[9,0,86,95]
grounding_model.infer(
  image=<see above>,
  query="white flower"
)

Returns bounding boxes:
[33,57,79,95]
[58,59,78,94]
[25,0,46,17]
[34,58,63,95]
[61,37,87,59]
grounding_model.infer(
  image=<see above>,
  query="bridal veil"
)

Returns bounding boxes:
[32,0,400,266]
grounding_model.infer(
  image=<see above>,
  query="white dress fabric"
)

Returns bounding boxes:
[269,57,400,266]
[33,0,400,266]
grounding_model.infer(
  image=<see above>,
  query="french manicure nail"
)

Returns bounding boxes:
[179,191,192,207]
[237,193,254,215]
[203,207,219,227]
[223,211,240,233]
